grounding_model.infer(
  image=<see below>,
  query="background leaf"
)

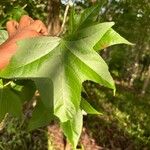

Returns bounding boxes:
[34,78,53,112]
[28,97,53,131]
[0,87,22,121]
[13,80,36,103]
[0,30,8,44]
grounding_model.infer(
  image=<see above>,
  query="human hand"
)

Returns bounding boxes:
[0,15,48,69]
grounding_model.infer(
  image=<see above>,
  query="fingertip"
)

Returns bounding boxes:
[19,15,34,29]
[6,20,18,28]
[6,20,19,37]
[43,32,48,36]
[30,20,48,36]
[41,29,48,36]
[20,15,30,20]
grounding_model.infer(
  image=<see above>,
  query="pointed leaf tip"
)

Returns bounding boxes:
[81,98,102,115]
[94,28,133,51]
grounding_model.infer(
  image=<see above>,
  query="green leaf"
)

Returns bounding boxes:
[77,4,101,29]
[94,28,134,51]
[68,3,105,35]
[34,78,53,110]
[28,97,53,131]
[0,80,36,122]
[12,80,36,103]
[68,7,76,35]
[0,87,22,121]
[0,79,3,87]
[81,98,102,115]
[7,6,27,21]
[0,22,115,123]
[61,109,83,149]
[0,30,8,44]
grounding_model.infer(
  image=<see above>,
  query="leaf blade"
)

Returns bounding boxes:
[0,87,22,121]
[28,97,53,131]
[61,109,83,148]
[94,28,134,50]
[81,98,102,115]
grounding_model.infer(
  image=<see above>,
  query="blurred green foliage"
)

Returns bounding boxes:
[0,0,48,29]
[0,116,48,150]
[84,81,150,149]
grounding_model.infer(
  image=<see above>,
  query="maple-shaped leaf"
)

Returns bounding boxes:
[0,22,115,123]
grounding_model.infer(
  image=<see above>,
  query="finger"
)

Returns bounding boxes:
[29,20,48,35]
[18,15,34,29]
[6,20,19,37]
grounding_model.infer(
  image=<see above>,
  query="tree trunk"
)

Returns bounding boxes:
[47,0,61,36]
[91,0,97,3]
[47,1,65,149]
[141,65,150,95]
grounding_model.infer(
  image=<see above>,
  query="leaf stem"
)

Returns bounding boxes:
[57,0,72,36]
